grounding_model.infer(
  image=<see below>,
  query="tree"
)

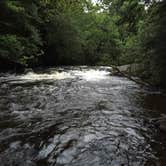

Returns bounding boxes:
[0,0,43,66]
[137,0,166,87]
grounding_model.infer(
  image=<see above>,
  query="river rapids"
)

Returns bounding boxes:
[0,66,166,166]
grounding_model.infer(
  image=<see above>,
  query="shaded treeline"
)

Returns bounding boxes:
[0,0,166,87]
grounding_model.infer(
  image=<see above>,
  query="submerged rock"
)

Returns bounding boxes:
[156,118,166,132]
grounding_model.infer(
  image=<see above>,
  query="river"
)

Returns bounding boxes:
[0,66,166,166]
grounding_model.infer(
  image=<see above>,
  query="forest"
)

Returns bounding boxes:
[0,0,166,87]
[1,1,166,165]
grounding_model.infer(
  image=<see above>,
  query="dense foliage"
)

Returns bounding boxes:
[138,0,166,87]
[0,0,165,87]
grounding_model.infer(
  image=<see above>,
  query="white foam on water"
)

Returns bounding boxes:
[18,69,111,81]
[71,69,110,81]
[19,71,73,80]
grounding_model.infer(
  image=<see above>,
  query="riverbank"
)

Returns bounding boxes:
[112,64,166,91]
[112,64,166,133]
[0,57,25,73]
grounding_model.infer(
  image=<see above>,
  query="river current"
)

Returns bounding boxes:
[0,66,166,166]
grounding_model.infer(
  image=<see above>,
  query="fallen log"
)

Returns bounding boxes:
[111,65,151,87]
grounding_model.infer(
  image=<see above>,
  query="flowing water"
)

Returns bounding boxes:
[0,66,166,166]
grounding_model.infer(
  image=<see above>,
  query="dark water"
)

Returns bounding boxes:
[0,66,166,166]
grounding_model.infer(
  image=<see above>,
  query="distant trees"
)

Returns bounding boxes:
[0,0,122,66]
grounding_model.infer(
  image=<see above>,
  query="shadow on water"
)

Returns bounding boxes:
[0,66,166,166]
[143,93,166,114]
